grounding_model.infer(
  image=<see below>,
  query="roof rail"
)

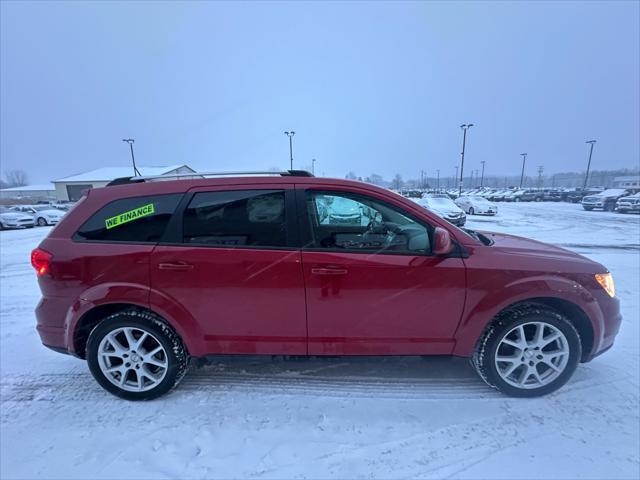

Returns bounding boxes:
[105,169,313,186]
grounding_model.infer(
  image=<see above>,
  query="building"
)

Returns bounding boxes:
[52,164,196,201]
[0,184,56,202]
[613,175,640,189]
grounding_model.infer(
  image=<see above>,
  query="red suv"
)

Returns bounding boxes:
[32,171,621,400]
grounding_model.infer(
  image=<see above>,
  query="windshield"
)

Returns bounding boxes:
[596,189,628,196]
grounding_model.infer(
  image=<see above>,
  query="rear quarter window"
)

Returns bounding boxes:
[74,194,182,243]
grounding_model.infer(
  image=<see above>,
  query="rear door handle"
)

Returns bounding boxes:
[311,267,348,276]
[158,262,194,271]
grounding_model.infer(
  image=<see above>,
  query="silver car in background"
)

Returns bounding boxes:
[455,195,498,215]
[415,195,466,226]
[0,206,35,229]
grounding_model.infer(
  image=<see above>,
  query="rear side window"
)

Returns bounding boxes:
[183,190,287,247]
[74,194,182,243]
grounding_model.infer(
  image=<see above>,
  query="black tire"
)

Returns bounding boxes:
[606,203,616,212]
[468,207,474,215]
[472,304,581,397]
[86,309,189,400]
[37,217,48,226]
[515,197,521,202]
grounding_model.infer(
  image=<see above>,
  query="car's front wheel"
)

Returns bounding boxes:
[87,310,189,400]
[37,217,48,226]
[473,305,581,397]
[468,207,474,215]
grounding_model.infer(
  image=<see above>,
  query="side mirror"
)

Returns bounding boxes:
[433,227,454,255]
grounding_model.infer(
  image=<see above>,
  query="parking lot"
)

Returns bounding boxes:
[1,201,639,479]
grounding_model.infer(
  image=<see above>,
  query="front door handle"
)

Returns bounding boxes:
[158,262,194,271]
[311,267,348,276]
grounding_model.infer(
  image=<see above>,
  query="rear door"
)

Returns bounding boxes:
[150,184,307,355]
[297,186,467,355]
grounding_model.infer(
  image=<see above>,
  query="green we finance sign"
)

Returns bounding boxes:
[105,203,155,229]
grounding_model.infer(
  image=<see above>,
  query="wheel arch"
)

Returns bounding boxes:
[72,303,194,359]
[461,297,594,363]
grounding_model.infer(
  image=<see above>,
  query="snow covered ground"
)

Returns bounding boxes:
[1,202,639,479]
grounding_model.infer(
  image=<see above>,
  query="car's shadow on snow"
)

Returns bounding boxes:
[179,355,499,399]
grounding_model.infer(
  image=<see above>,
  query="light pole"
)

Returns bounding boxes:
[459,123,474,196]
[284,131,295,170]
[311,158,316,175]
[454,166,459,189]
[122,138,141,176]
[519,153,528,188]
[583,140,597,189]
[480,160,486,187]
[537,166,544,188]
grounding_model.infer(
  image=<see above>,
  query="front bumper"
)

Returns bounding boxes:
[583,293,622,362]
[2,221,35,228]
[446,216,466,226]
[476,208,497,215]
[616,204,640,213]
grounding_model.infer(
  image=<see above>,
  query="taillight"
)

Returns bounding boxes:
[31,248,52,277]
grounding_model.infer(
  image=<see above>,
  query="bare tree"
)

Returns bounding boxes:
[365,173,385,186]
[345,171,358,180]
[392,174,403,190]
[3,170,28,187]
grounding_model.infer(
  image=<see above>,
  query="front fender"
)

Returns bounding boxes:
[452,274,605,357]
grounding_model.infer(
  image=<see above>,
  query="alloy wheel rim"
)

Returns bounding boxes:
[97,327,168,392]
[494,321,570,389]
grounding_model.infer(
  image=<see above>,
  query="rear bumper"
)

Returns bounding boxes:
[35,296,73,354]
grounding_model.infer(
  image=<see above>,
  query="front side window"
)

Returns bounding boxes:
[305,191,431,254]
[74,194,182,243]
[183,190,287,247]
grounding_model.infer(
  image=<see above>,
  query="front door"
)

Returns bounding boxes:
[298,187,466,355]
[150,186,307,355]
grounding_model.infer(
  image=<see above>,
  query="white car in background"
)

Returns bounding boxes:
[12,205,66,226]
[0,206,35,229]
[415,195,466,226]
[455,195,498,215]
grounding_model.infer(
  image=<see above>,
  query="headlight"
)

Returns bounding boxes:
[595,273,615,298]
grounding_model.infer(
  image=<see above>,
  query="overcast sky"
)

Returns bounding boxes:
[1,0,638,183]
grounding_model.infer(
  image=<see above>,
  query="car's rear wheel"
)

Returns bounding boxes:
[37,217,48,226]
[468,207,474,215]
[472,305,581,397]
[87,310,189,400]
